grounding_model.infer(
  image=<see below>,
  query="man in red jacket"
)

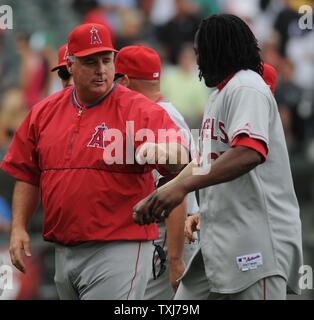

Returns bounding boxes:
[1,23,187,300]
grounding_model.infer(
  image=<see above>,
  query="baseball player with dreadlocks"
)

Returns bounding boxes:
[133,14,303,300]
[185,62,278,243]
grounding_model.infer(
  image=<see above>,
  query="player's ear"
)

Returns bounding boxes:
[115,75,130,87]
[122,75,130,87]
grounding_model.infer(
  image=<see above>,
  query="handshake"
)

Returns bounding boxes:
[133,191,201,245]
[132,191,171,225]
[132,182,188,226]
[132,142,189,225]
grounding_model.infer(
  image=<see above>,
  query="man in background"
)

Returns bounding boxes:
[51,44,73,88]
[115,45,199,299]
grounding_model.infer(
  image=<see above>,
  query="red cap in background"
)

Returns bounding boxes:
[262,63,277,94]
[115,45,161,80]
[51,44,69,72]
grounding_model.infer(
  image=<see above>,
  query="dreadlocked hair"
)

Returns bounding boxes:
[197,14,263,85]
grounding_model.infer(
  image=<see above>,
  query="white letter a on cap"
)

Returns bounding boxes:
[90,26,102,45]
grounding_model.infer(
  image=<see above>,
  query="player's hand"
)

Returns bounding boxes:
[168,258,185,292]
[9,228,32,273]
[184,213,200,243]
[132,193,156,225]
[133,183,188,225]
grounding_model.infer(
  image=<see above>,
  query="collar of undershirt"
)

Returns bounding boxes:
[71,83,116,109]
[216,72,236,91]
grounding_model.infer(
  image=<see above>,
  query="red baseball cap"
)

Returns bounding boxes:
[115,45,161,80]
[51,44,69,72]
[262,63,277,94]
[68,23,117,58]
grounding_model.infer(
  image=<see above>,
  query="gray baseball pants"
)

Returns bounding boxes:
[54,240,153,300]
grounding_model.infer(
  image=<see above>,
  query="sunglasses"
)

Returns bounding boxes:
[152,243,167,280]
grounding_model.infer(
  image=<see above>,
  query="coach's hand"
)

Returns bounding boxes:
[133,183,188,225]
[9,227,32,273]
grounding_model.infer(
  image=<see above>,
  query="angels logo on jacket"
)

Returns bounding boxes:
[87,123,108,149]
[90,26,102,45]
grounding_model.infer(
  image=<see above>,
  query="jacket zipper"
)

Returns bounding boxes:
[67,107,84,160]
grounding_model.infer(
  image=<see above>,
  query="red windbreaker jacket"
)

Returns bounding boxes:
[1,84,185,245]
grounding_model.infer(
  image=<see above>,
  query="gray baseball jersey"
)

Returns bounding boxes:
[144,99,199,300]
[189,69,302,294]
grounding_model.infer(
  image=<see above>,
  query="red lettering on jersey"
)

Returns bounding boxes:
[206,151,226,162]
[208,152,219,162]
[87,123,108,149]
[210,118,218,141]
[218,121,229,144]
[202,119,229,145]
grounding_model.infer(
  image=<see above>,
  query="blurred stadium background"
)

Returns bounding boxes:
[0,0,313,300]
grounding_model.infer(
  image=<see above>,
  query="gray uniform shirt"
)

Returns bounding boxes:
[197,70,302,294]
